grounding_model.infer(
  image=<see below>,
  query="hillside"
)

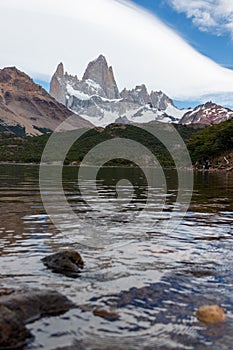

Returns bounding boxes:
[0,66,92,136]
[180,101,233,126]
[188,118,233,169]
[2,114,233,170]
[0,123,199,166]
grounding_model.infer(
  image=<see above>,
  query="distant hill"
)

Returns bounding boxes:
[180,101,233,126]
[0,122,199,165]
[2,116,232,170]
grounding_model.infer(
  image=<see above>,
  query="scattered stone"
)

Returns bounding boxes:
[196,304,226,324]
[0,288,75,349]
[93,308,120,321]
[42,249,84,277]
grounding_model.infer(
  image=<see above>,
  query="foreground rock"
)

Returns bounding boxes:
[0,288,75,349]
[196,304,227,324]
[0,304,30,349]
[42,249,84,277]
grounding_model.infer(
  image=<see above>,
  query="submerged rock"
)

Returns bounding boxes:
[196,304,226,324]
[42,249,84,277]
[0,288,75,349]
[93,308,120,321]
[0,304,30,349]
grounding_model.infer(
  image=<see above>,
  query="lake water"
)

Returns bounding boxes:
[0,164,233,350]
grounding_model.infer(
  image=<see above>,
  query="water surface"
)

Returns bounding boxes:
[0,164,233,349]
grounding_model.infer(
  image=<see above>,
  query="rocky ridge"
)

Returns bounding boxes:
[50,55,187,127]
[0,66,92,135]
[180,101,233,125]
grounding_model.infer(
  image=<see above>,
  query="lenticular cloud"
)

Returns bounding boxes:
[0,0,233,104]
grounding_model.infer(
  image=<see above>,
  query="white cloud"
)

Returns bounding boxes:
[0,0,233,105]
[167,0,233,37]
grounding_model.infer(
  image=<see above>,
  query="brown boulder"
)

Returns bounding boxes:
[42,249,84,277]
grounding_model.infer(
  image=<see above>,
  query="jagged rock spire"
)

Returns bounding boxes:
[49,62,66,104]
[55,62,64,78]
[82,54,120,99]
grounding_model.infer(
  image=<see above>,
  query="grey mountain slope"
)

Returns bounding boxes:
[50,55,187,127]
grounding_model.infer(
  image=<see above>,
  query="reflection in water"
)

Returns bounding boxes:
[0,164,233,350]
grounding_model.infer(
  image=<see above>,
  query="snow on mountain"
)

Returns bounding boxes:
[50,55,188,127]
[180,101,233,125]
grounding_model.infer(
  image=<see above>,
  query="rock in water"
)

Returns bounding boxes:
[0,288,75,348]
[93,308,120,321]
[1,289,75,322]
[196,304,226,324]
[0,305,30,349]
[42,249,84,277]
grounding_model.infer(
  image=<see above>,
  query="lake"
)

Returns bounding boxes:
[0,164,233,350]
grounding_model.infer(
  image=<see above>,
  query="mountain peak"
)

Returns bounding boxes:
[180,101,233,125]
[55,62,64,78]
[49,56,186,126]
[95,54,107,63]
[49,62,66,104]
[0,65,92,135]
[82,55,120,99]
[0,66,42,92]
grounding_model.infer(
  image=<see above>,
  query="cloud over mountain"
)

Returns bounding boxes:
[0,0,233,104]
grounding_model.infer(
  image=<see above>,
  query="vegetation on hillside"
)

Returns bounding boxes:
[0,122,200,166]
[187,118,233,167]
[2,119,233,169]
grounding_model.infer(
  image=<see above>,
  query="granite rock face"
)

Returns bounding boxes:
[49,62,67,104]
[49,55,186,126]
[82,54,120,99]
[120,84,151,105]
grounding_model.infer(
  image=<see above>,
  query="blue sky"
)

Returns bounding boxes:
[129,0,233,107]
[131,0,233,69]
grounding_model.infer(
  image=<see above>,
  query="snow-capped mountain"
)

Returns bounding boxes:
[50,55,188,127]
[180,101,233,125]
